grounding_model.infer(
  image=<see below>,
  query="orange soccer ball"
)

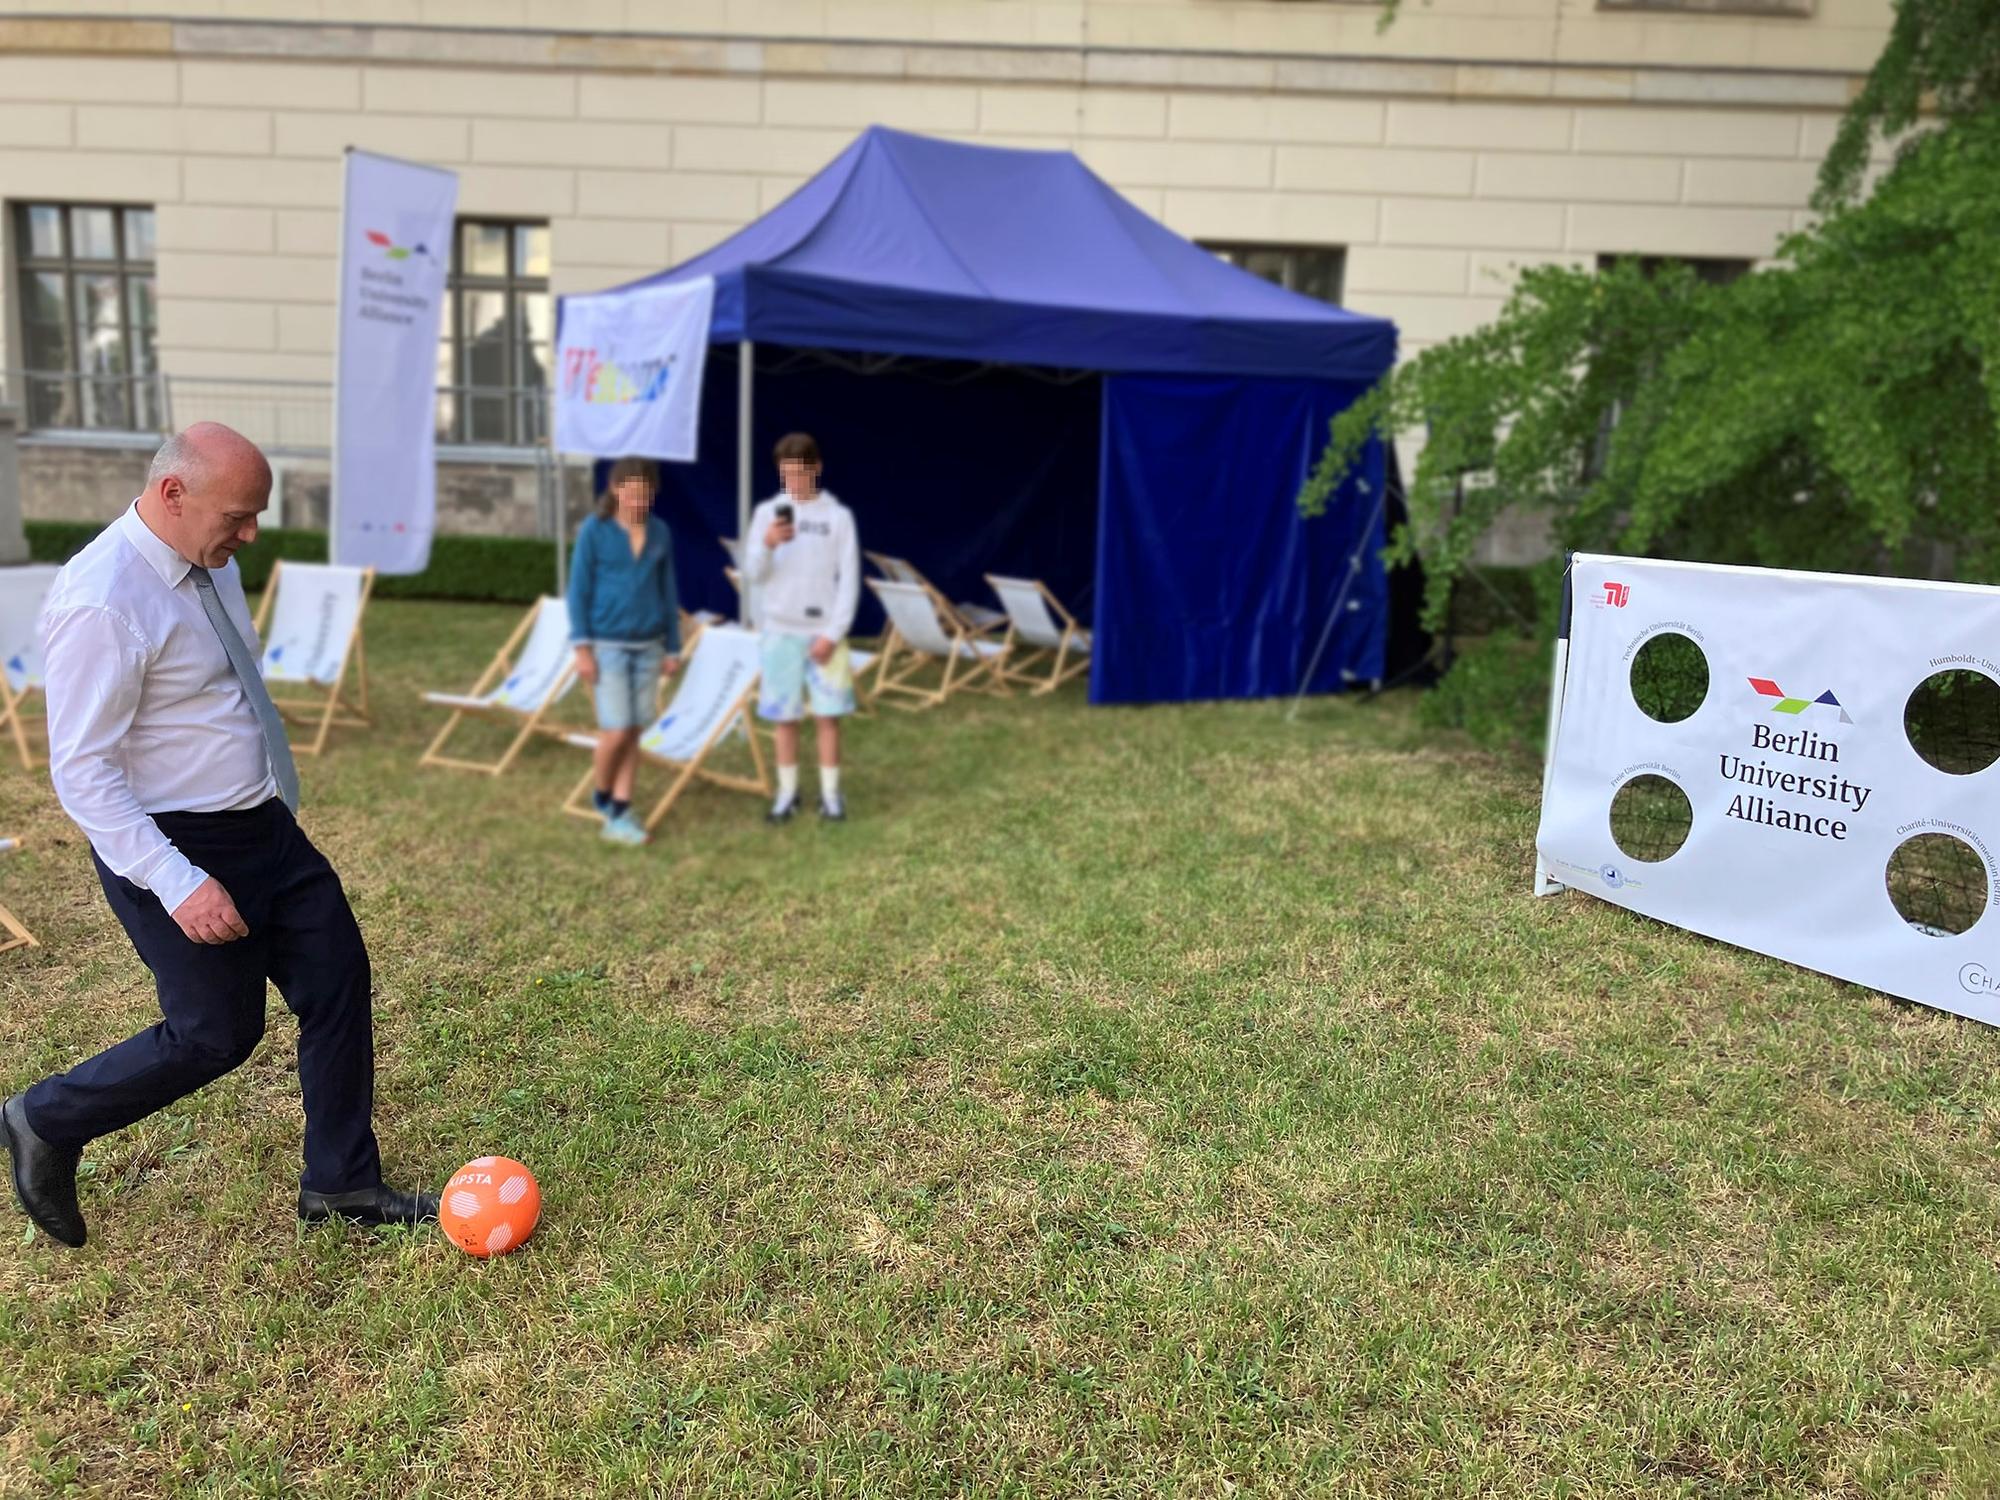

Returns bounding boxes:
[439,1156,541,1257]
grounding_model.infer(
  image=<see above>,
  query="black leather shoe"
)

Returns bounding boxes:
[2,1093,86,1248]
[298,1183,440,1229]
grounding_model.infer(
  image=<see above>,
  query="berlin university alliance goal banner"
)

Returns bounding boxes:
[332,149,457,574]
[1537,553,2000,1027]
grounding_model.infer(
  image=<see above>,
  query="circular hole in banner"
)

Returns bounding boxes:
[1904,669,2000,776]
[1629,633,1709,725]
[1609,774,1693,864]
[1886,833,1988,937]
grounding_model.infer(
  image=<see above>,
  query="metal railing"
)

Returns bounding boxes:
[0,369,551,458]
[2,370,568,546]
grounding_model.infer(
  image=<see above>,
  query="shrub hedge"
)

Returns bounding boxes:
[26,521,559,604]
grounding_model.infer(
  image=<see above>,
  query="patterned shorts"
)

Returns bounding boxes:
[758,633,854,722]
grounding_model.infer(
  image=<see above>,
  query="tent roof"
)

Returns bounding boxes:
[606,126,1395,382]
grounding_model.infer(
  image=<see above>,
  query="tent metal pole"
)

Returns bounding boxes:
[737,339,754,625]
[1286,477,1389,724]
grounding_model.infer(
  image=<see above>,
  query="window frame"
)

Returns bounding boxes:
[1597,0,1813,15]
[12,201,159,435]
[1200,240,1349,309]
[439,216,551,450]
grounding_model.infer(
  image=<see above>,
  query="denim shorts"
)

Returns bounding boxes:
[592,640,665,730]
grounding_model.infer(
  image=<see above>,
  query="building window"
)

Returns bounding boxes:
[13,203,159,432]
[438,219,551,447]
[1598,254,1753,286]
[1598,0,1812,14]
[1204,243,1347,307]
[1586,255,1754,479]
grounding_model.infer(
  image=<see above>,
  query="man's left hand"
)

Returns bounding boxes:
[809,637,835,666]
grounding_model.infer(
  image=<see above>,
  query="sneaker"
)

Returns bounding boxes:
[600,811,649,846]
[819,795,846,822]
[766,794,799,824]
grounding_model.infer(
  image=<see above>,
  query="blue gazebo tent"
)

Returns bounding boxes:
[581,125,1397,704]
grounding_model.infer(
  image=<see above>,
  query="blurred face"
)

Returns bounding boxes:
[613,477,654,525]
[159,466,269,570]
[778,459,821,500]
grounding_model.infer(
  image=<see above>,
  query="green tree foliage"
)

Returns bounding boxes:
[1297,0,2000,747]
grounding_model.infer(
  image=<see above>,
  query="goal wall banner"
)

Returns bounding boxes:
[1537,552,2000,1027]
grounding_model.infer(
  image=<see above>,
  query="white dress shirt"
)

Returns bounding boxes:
[40,501,280,916]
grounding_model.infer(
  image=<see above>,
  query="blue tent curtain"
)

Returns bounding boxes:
[1094,375,1387,704]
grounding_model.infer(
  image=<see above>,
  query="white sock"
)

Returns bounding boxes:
[820,766,841,802]
[777,764,799,803]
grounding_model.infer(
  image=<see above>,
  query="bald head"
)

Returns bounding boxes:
[140,422,272,570]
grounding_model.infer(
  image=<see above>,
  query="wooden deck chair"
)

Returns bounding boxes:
[866,552,1005,635]
[866,579,1009,711]
[986,574,1092,694]
[719,536,743,567]
[253,560,374,756]
[0,564,61,771]
[559,623,771,832]
[0,835,37,954]
[419,595,580,776]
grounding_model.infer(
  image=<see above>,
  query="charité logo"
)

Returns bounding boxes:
[1718,676,1872,842]
[1961,963,2000,997]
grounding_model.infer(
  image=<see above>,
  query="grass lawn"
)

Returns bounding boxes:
[4,597,2000,1497]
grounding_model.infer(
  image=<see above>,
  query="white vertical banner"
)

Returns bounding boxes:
[553,278,715,461]
[332,149,457,574]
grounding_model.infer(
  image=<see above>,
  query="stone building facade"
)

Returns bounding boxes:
[0,0,1892,553]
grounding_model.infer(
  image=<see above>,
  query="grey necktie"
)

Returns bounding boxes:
[188,565,300,813]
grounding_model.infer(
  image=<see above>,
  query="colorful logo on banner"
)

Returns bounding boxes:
[364,229,436,264]
[1595,581,1630,608]
[560,347,679,407]
[1748,677,1854,723]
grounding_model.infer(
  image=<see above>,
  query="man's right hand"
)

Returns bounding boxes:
[173,877,249,945]
[764,521,795,549]
[574,646,599,685]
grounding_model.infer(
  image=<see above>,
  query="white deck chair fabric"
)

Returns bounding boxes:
[259,562,368,686]
[872,581,1005,662]
[1,565,62,696]
[424,597,576,714]
[640,624,762,762]
[989,576,1092,654]
[874,554,1003,632]
[719,536,743,566]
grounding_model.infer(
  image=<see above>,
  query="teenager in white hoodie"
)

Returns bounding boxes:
[741,432,861,821]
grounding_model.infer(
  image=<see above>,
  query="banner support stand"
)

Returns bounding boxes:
[329,147,353,566]
[1533,555,1575,898]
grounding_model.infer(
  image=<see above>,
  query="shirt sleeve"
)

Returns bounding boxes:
[41,605,208,916]
[742,501,775,585]
[825,505,862,642]
[659,523,682,655]
[566,520,595,644]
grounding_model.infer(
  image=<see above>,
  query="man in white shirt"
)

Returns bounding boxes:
[1,423,436,1248]
[741,432,862,821]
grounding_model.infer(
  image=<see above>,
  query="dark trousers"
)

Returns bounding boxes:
[23,800,382,1195]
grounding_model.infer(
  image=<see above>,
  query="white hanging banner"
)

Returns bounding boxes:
[1537,553,2000,1027]
[554,278,715,462]
[332,148,457,574]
